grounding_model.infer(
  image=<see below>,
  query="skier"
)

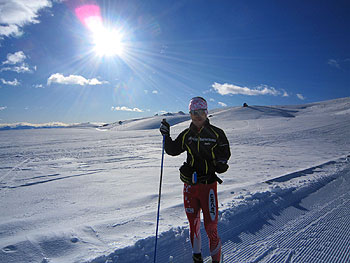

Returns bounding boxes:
[160,97,231,263]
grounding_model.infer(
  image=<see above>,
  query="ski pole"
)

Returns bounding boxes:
[154,129,166,263]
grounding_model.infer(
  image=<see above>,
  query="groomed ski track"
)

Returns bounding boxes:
[221,156,350,263]
[91,155,350,263]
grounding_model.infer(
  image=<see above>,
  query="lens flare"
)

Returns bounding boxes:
[75,5,102,31]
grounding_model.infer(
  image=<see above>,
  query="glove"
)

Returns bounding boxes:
[160,119,170,136]
[215,160,229,173]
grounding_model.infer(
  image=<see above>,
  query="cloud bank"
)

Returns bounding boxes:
[111,106,144,112]
[47,73,108,86]
[212,82,283,96]
[0,0,52,39]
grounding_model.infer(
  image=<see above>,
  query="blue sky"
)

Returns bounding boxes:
[0,0,349,124]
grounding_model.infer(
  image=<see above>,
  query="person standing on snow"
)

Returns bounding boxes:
[160,97,231,263]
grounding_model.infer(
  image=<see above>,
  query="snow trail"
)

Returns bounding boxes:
[89,156,350,263]
[222,157,350,263]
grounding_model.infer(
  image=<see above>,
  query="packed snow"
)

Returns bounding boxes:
[0,97,349,263]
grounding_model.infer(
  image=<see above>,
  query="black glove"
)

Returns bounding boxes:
[215,160,229,173]
[160,119,170,136]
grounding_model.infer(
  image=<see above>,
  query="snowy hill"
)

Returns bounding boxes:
[98,111,190,131]
[0,112,189,131]
[2,97,348,132]
[0,97,349,263]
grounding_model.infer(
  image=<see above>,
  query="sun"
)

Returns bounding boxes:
[82,15,125,57]
[92,27,125,57]
[75,5,126,57]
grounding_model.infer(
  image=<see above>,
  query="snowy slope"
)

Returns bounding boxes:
[98,112,190,131]
[0,97,349,263]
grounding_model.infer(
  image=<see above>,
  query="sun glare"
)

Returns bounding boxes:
[92,28,125,57]
[75,5,125,57]
[86,17,125,57]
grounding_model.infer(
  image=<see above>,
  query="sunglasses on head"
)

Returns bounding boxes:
[189,109,207,116]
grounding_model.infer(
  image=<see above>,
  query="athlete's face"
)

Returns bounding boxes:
[190,109,207,129]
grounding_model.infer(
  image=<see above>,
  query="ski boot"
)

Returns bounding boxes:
[212,252,223,263]
[192,253,203,263]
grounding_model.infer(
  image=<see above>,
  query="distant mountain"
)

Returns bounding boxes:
[2,98,349,131]
[0,122,104,131]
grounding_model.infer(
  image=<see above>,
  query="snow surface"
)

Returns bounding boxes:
[0,97,349,263]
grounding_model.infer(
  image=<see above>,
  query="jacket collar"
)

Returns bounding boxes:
[190,118,210,134]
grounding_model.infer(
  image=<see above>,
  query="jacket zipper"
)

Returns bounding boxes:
[197,128,208,174]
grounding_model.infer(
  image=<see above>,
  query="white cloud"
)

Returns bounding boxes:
[212,82,280,96]
[297,94,305,100]
[33,84,44,88]
[111,106,144,112]
[0,106,7,111]
[87,78,106,85]
[0,64,32,73]
[1,78,20,86]
[47,73,108,86]
[328,59,341,69]
[0,51,34,73]
[152,90,158,94]
[0,24,21,38]
[218,102,227,107]
[2,51,26,65]
[209,98,215,102]
[0,0,52,39]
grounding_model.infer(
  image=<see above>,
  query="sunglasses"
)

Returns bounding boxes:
[189,109,207,116]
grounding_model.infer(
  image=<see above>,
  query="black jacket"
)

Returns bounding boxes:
[164,119,231,184]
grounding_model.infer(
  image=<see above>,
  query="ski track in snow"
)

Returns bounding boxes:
[221,158,350,263]
[0,98,349,263]
[90,156,350,263]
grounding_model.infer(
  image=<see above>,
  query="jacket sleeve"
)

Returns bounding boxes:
[214,129,231,173]
[164,130,187,156]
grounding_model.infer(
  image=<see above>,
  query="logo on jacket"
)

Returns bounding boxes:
[188,137,216,143]
[209,189,216,221]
